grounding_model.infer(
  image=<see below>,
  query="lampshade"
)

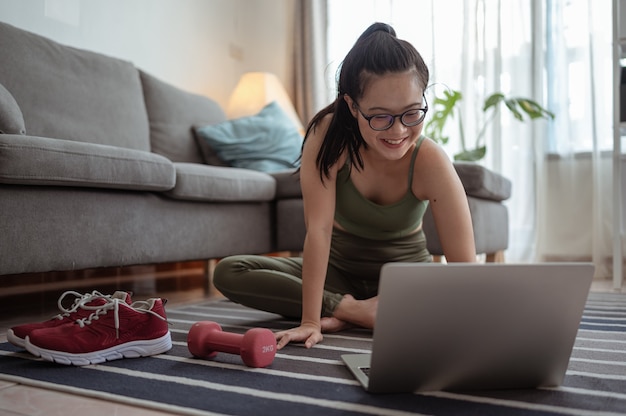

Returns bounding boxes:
[227,72,304,133]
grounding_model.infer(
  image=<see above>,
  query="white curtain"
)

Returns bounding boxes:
[538,0,616,279]
[294,0,329,125]
[323,0,618,277]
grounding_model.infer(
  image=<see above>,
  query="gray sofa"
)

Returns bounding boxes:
[0,22,511,278]
[0,22,285,276]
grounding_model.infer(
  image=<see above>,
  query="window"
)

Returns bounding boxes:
[545,0,613,154]
[326,0,613,155]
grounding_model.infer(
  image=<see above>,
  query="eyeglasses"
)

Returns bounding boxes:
[354,96,428,131]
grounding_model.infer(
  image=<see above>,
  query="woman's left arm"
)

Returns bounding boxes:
[413,139,476,262]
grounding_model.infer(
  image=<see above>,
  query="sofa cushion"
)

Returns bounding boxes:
[0,22,150,151]
[0,82,25,135]
[139,71,228,164]
[454,162,512,201]
[0,135,175,191]
[194,101,303,173]
[164,163,275,202]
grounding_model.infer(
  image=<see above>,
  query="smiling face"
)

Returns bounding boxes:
[344,70,426,161]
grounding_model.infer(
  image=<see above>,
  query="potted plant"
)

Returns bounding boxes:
[424,88,555,161]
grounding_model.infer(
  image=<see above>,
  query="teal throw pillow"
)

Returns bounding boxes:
[195,101,303,173]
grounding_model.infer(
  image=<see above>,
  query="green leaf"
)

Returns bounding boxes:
[424,89,462,145]
[500,97,556,122]
[425,87,554,163]
[504,99,524,121]
[483,93,505,112]
[454,146,487,162]
[515,98,555,119]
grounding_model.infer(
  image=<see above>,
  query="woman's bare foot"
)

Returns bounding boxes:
[332,294,378,329]
[320,316,353,333]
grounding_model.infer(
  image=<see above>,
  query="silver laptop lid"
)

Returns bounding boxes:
[367,262,594,393]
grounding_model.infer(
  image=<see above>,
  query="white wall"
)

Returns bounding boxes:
[0,0,295,110]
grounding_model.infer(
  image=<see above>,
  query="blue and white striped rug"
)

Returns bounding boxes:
[1,292,625,416]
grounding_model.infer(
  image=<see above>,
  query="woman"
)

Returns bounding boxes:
[213,22,476,350]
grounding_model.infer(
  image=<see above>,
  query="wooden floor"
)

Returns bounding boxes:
[0,261,624,416]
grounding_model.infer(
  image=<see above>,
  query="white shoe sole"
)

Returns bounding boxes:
[25,332,172,366]
[7,329,25,348]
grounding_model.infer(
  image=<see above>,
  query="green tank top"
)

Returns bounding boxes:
[334,136,428,241]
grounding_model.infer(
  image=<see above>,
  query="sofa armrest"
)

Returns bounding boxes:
[454,162,511,201]
[271,165,511,202]
[423,196,509,256]
[271,165,511,255]
[271,169,301,199]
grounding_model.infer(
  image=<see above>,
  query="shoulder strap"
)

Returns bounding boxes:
[408,135,426,187]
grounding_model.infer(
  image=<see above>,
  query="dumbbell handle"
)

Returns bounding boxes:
[206,331,245,355]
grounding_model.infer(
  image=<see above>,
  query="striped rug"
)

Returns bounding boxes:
[0,291,625,416]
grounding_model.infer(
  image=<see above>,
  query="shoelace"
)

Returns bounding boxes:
[75,298,168,339]
[53,290,108,321]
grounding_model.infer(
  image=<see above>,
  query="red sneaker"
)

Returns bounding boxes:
[25,298,171,365]
[7,290,132,348]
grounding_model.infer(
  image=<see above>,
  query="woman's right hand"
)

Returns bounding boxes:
[275,322,323,350]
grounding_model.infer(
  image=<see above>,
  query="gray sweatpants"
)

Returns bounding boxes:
[213,228,431,319]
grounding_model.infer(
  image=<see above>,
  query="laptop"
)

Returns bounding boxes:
[341,262,594,394]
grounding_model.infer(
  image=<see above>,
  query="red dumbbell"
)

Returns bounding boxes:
[187,321,276,368]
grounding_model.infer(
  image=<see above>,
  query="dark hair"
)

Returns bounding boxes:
[304,22,430,182]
